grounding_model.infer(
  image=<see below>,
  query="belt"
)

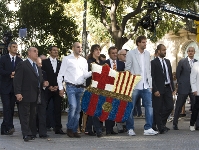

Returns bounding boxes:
[165,84,170,87]
[66,82,85,88]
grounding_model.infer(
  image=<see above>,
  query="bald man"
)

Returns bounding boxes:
[118,49,127,62]
[13,47,48,141]
[57,42,91,138]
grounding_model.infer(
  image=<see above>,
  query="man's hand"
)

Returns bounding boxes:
[59,89,64,97]
[10,71,15,78]
[48,86,54,91]
[53,86,58,91]
[193,91,197,96]
[154,91,160,97]
[16,94,23,101]
[43,81,49,87]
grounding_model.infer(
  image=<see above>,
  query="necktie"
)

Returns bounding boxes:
[162,59,168,82]
[11,57,15,70]
[190,60,193,68]
[33,62,38,76]
[113,60,117,70]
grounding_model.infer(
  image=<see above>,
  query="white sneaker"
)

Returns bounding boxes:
[190,126,195,131]
[128,129,136,136]
[144,128,158,135]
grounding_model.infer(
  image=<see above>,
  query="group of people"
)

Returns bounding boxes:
[0,35,199,142]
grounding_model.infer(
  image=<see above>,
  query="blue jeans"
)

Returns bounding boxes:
[126,89,153,130]
[66,84,84,132]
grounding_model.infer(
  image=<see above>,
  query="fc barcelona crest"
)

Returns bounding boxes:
[81,63,141,122]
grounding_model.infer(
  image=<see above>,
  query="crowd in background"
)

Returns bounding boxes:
[0,35,199,142]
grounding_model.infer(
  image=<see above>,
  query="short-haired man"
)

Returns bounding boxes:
[173,47,198,130]
[0,42,23,135]
[14,47,48,141]
[151,44,175,134]
[125,36,158,136]
[57,42,91,138]
[118,49,127,62]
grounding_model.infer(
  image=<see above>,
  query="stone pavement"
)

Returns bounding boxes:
[0,108,199,150]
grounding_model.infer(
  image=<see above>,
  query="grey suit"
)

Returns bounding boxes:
[173,57,198,127]
[13,59,43,137]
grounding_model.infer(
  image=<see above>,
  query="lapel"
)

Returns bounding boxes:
[165,59,171,74]
[25,59,39,78]
[6,54,13,70]
[134,49,142,69]
[47,58,55,73]
[185,57,191,71]
[56,59,60,74]
[106,59,111,68]
[155,57,164,77]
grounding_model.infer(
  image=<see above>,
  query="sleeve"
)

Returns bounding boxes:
[125,51,132,71]
[176,60,182,82]
[190,63,198,93]
[0,57,12,76]
[13,62,23,95]
[57,57,67,90]
[151,60,158,92]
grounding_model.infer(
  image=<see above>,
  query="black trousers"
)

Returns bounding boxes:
[190,96,199,126]
[152,86,173,131]
[36,90,47,136]
[173,93,195,126]
[1,92,16,132]
[18,102,37,136]
[105,120,115,133]
[86,116,103,134]
[46,93,62,130]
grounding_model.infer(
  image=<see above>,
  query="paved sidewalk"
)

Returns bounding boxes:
[0,109,199,150]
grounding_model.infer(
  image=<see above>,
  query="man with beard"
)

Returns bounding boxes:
[151,44,175,134]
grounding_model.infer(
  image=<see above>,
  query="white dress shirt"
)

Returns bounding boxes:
[135,49,149,89]
[158,57,170,84]
[109,58,117,69]
[9,53,16,62]
[57,53,92,90]
[188,57,194,68]
[49,57,57,73]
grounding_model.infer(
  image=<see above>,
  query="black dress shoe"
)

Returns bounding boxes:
[159,129,165,134]
[73,132,81,138]
[55,129,66,134]
[23,136,31,142]
[39,135,49,138]
[106,131,118,135]
[88,132,96,136]
[97,132,103,138]
[173,125,179,130]
[1,130,13,135]
[118,130,124,133]
[30,135,36,140]
[196,127,199,130]
[164,126,170,131]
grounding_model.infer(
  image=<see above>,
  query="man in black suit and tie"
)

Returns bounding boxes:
[13,47,48,141]
[173,47,198,130]
[0,42,23,135]
[151,44,175,134]
[41,46,65,134]
[104,46,125,135]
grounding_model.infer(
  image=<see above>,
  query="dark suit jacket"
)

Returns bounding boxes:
[104,59,125,71]
[41,58,61,98]
[13,59,43,102]
[151,57,174,94]
[0,54,23,94]
[176,57,197,94]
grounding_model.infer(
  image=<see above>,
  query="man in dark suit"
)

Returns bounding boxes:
[104,46,125,135]
[173,47,198,130]
[0,42,23,135]
[13,47,48,141]
[151,44,175,134]
[41,46,65,134]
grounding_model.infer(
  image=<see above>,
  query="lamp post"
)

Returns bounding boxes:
[82,0,87,57]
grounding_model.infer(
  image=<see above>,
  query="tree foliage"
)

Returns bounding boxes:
[88,0,199,49]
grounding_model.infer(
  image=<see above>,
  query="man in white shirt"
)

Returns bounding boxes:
[125,36,158,136]
[57,42,91,138]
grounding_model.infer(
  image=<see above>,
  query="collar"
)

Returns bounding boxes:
[136,48,145,54]
[27,58,35,65]
[109,58,116,63]
[71,52,81,59]
[9,53,16,60]
[188,57,194,62]
[49,56,57,62]
[158,56,165,62]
